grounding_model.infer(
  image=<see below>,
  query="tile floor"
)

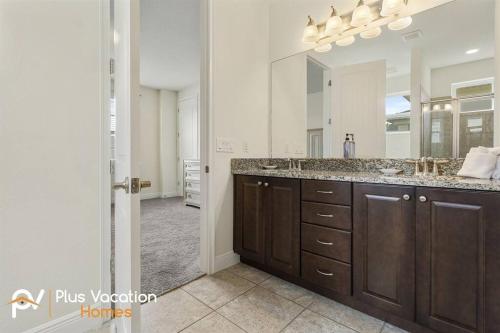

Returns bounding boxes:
[141,263,410,333]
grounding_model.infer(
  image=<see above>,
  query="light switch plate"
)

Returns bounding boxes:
[216,137,235,153]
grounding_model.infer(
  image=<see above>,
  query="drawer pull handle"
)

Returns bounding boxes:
[316,269,334,277]
[316,239,333,246]
[317,213,333,218]
[316,190,333,194]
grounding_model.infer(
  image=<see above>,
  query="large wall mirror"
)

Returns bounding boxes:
[271,0,496,159]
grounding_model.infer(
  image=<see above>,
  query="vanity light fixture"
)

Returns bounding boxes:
[351,0,373,27]
[314,43,333,53]
[388,16,413,30]
[336,35,356,46]
[302,16,319,43]
[325,6,343,35]
[302,1,413,53]
[360,26,382,39]
[380,0,405,17]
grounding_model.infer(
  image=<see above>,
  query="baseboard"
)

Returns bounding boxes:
[214,251,240,272]
[161,191,180,198]
[140,192,161,200]
[25,303,103,333]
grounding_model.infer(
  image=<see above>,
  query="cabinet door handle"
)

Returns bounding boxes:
[316,190,333,194]
[403,194,411,201]
[257,181,262,186]
[316,239,333,246]
[317,213,333,218]
[419,196,427,202]
[316,269,334,276]
[264,182,269,187]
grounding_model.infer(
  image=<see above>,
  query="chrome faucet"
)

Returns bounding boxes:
[287,158,306,171]
[421,157,430,177]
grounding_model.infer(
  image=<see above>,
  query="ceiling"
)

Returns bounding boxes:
[312,0,495,77]
[140,0,200,91]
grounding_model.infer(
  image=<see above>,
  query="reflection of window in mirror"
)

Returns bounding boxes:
[386,93,411,158]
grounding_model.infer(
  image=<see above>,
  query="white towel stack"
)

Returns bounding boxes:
[457,146,500,180]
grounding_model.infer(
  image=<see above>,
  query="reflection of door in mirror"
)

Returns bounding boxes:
[307,58,331,158]
[307,129,323,158]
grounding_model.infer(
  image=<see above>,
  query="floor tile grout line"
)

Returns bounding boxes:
[215,308,251,333]
[181,276,258,311]
[177,310,215,333]
[304,305,364,333]
[278,306,307,333]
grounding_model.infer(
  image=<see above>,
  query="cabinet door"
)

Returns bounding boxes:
[416,188,500,333]
[234,175,265,264]
[353,183,415,320]
[265,178,300,276]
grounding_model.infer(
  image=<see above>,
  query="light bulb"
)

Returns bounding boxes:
[388,16,412,31]
[351,1,373,27]
[336,35,355,46]
[302,16,319,43]
[380,0,405,17]
[325,7,343,36]
[360,26,382,39]
[314,43,333,53]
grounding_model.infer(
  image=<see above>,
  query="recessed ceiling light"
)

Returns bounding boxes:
[466,49,479,55]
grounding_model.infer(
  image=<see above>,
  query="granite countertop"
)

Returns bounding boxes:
[232,169,500,192]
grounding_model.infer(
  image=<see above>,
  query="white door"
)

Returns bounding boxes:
[178,97,199,195]
[113,0,141,332]
[331,60,386,157]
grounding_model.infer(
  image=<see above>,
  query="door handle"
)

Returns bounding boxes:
[317,213,333,218]
[113,177,129,193]
[316,190,333,194]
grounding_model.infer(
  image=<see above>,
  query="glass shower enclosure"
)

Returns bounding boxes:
[422,80,495,158]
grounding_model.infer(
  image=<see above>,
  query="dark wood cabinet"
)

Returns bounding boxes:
[265,177,300,276]
[235,175,500,333]
[416,188,500,333]
[353,183,416,320]
[234,175,300,276]
[234,175,266,263]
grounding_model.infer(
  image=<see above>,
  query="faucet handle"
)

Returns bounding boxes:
[297,160,306,171]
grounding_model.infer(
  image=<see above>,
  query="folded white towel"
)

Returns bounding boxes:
[493,156,500,180]
[457,151,497,179]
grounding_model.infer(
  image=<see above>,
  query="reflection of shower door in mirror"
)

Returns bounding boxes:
[307,129,323,158]
[422,79,495,158]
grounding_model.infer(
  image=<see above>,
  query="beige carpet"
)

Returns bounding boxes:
[112,197,203,297]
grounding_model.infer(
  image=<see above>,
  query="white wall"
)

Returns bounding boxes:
[0,1,104,332]
[140,86,162,199]
[387,74,411,95]
[431,58,495,98]
[211,0,270,263]
[386,132,411,158]
[160,89,179,197]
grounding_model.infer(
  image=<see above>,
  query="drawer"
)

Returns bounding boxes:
[185,192,200,206]
[185,180,200,192]
[301,251,351,296]
[185,170,200,179]
[301,223,351,263]
[301,202,352,230]
[302,180,351,205]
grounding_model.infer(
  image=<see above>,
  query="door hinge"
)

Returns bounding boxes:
[205,165,209,173]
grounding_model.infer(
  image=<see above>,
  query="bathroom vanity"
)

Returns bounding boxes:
[232,159,500,333]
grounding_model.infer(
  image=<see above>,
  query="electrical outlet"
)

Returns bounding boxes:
[242,142,249,153]
[216,137,235,153]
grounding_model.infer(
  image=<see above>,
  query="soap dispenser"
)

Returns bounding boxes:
[343,133,355,159]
